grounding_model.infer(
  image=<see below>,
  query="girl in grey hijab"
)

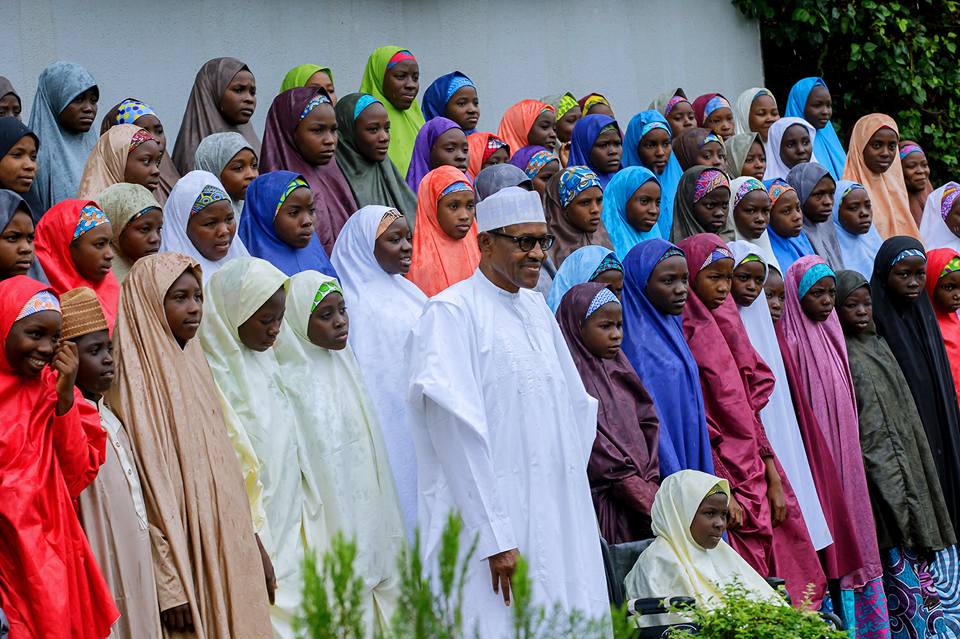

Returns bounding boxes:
[787,161,844,270]
[27,61,99,213]
[195,131,258,219]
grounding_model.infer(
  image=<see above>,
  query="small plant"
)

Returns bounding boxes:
[297,532,366,639]
[664,580,846,639]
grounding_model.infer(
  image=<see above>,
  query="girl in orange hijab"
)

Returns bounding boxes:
[842,114,919,239]
[466,132,509,177]
[925,247,960,402]
[496,99,557,157]
[34,200,119,330]
[406,165,479,296]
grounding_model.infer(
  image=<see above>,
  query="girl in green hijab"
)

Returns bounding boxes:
[359,46,425,175]
[279,64,336,104]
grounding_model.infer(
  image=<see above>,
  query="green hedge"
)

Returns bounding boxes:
[732,0,960,182]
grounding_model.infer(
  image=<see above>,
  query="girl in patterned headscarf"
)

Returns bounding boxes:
[99,97,181,203]
[34,199,119,329]
[543,92,580,166]
[898,140,932,227]
[543,166,612,266]
[670,165,733,243]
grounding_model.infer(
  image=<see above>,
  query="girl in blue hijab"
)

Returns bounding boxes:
[545,245,622,312]
[420,71,478,135]
[568,114,622,187]
[623,110,683,236]
[765,178,815,273]
[785,78,847,180]
[621,239,713,478]
[602,166,665,256]
[237,170,337,277]
[831,180,882,278]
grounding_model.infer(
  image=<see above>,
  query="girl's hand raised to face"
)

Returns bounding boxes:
[53,340,79,415]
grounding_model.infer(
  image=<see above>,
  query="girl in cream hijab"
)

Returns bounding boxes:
[625,470,782,626]
[274,269,404,634]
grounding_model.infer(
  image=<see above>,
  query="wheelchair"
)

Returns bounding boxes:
[600,537,844,638]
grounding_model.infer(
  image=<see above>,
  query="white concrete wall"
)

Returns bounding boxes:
[1,0,763,144]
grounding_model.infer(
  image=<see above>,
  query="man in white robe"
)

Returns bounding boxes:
[407,187,610,638]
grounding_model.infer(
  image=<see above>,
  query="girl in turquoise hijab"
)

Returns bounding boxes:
[602,166,665,257]
[545,245,623,312]
[623,110,682,236]
[785,78,846,180]
[359,46,426,175]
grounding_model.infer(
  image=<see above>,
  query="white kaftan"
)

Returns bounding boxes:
[407,269,610,638]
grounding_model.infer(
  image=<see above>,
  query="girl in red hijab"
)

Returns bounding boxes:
[406,165,480,296]
[925,247,960,404]
[34,200,119,330]
[0,275,118,638]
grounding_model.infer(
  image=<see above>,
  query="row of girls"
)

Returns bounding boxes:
[2,44,960,639]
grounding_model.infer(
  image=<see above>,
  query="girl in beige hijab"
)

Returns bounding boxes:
[105,252,273,638]
[96,182,163,282]
[77,124,163,197]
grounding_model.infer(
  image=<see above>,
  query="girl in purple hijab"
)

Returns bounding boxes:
[569,114,623,187]
[260,87,358,255]
[556,281,660,543]
[404,117,468,192]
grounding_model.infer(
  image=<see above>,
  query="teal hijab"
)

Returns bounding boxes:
[601,166,664,258]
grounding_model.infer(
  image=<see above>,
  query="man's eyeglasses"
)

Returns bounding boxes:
[487,230,556,252]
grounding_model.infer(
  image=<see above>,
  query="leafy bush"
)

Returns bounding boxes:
[732,0,960,182]
[665,581,846,639]
[296,512,636,638]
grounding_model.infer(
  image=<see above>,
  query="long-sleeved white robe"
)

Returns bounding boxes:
[407,269,610,638]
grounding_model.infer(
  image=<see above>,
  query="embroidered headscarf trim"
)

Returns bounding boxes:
[15,290,60,321]
[658,246,685,263]
[766,178,796,205]
[445,75,475,102]
[128,128,156,152]
[554,93,579,121]
[738,253,762,267]
[694,169,729,202]
[940,256,960,280]
[386,50,416,70]
[558,166,601,208]
[311,279,343,312]
[114,99,156,125]
[73,204,108,240]
[275,177,310,217]
[700,246,734,270]
[353,94,380,120]
[665,95,688,117]
[590,252,624,281]
[898,143,924,160]
[438,181,473,199]
[703,95,731,119]
[890,248,926,265]
[584,286,620,320]
[376,208,404,237]
[733,177,765,208]
[641,121,670,140]
[798,262,836,298]
[524,150,558,179]
[190,184,229,216]
[299,92,332,120]
[582,94,610,116]
[941,183,960,220]
[701,132,724,148]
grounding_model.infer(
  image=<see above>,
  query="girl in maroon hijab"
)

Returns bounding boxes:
[678,233,826,605]
[556,281,659,543]
[260,87,358,255]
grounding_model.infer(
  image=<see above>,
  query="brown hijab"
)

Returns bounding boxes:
[105,253,272,638]
[171,57,261,174]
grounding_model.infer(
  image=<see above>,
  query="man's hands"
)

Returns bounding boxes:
[160,603,193,632]
[488,548,520,606]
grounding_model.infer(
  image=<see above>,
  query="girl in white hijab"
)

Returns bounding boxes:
[160,169,249,283]
[625,470,783,627]
[330,205,426,537]
[198,257,303,639]
[727,240,831,551]
[274,269,404,633]
[919,182,960,252]
[763,117,819,181]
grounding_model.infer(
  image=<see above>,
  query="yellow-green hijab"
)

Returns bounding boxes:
[279,63,333,93]
[359,46,425,175]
